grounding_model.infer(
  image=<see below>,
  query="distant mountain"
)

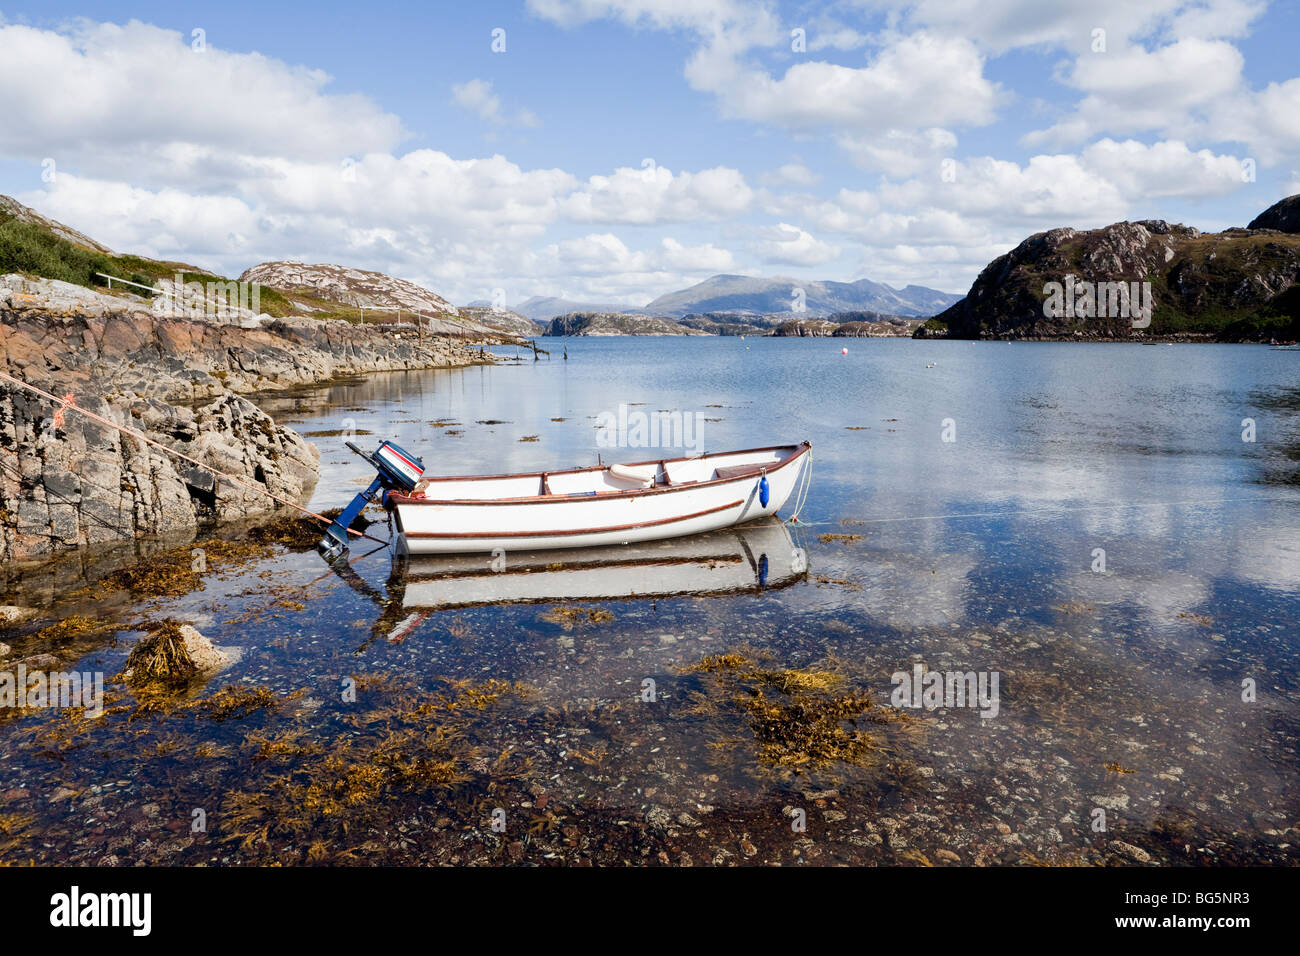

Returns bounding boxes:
[240,261,459,315]
[544,312,706,336]
[924,198,1300,342]
[515,295,634,321]
[642,274,961,318]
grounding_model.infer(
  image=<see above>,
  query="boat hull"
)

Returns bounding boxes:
[392,442,810,555]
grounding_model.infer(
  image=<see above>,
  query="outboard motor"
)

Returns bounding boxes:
[319,440,425,561]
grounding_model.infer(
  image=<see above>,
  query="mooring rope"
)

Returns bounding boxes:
[0,368,384,544]
[786,449,813,523]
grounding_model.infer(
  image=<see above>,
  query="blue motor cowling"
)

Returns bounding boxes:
[319,440,425,560]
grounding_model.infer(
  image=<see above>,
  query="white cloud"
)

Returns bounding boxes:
[1212,77,1300,165]
[531,3,997,141]
[875,0,1263,54]
[451,79,502,122]
[451,78,542,129]
[1079,139,1247,198]
[527,0,775,40]
[685,31,999,133]
[21,175,259,262]
[523,232,740,300]
[0,19,403,170]
[837,127,958,175]
[748,223,841,266]
[562,163,754,223]
[758,162,820,187]
[1023,37,1245,149]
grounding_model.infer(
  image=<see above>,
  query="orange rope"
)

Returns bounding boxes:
[0,368,384,544]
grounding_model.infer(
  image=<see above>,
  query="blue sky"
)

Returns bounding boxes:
[2,1,1298,306]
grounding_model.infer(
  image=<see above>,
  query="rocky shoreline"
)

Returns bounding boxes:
[0,277,492,565]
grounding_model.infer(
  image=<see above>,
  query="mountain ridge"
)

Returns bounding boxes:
[641,273,962,318]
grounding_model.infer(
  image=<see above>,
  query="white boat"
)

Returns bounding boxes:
[386,442,813,555]
[395,517,807,611]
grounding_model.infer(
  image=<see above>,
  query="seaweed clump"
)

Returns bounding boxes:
[248,507,373,549]
[196,685,284,722]
[32,615,113,644]
[217,676,531,863]
[684,650,914,779]
[119,619,198,688]
[0,812,32,861]
[100,538,267,597]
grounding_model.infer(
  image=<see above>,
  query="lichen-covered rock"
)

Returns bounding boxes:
[240,261,460,315]
[0,606,32,626]
[176,624,237,674]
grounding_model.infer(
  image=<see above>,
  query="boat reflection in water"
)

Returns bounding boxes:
[399,517,807,608]
[342,518,807,643]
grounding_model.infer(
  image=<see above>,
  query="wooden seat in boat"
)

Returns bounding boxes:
[711,464,763,481]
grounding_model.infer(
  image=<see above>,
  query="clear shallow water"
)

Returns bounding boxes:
[2,338,1298,865]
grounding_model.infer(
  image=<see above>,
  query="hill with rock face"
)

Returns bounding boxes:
[924,200,1300,341]
[1247,194,1300,234]
[544,312,706,336]
[239,261,459,316]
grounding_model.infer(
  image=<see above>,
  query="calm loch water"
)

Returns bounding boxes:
[2,337,1297,865]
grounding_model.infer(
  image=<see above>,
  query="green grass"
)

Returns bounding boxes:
[0,215,118,287]
[0,215,299,317]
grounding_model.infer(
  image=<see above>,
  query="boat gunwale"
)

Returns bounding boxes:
[402,498,745,538]
[391,440,810,507]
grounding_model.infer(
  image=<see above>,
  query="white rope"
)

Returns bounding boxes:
[786,449,813,522]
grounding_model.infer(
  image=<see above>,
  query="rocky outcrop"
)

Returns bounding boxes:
[772,316,920,337]
[240,261,459,315]
[1247,194,1300,234]
[544,312,707,336]
[1,277,485,563]
[0,383,319,561]
[927,214,1300,341]
[676,314,767,336]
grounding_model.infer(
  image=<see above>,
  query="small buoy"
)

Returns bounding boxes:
[841,347,848,355]
[759,474,770,507]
